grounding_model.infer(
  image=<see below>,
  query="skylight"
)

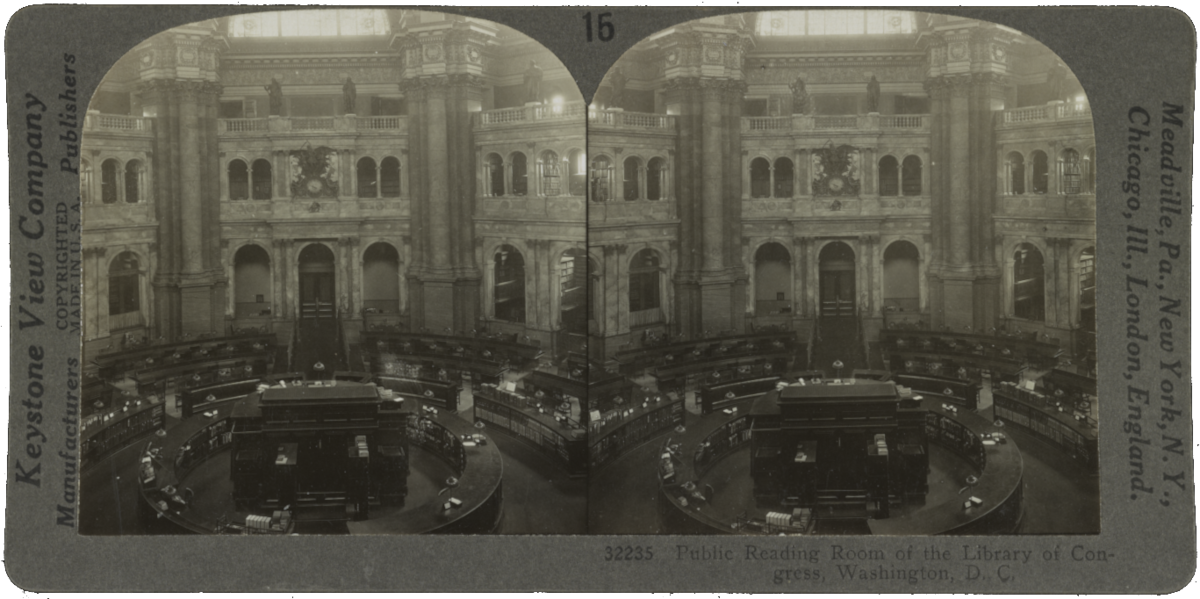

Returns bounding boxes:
[756,10,916,37]
[229,9,390,38]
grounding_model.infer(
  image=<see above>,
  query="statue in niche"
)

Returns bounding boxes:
[524,60,543,104]
[264,77,284,116]
[789,76,812,115]
[608,67,627,109]
[866,75,881,113]
[342,76,357,115]
[1046,62,1068,102]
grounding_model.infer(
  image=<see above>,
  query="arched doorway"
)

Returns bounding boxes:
[1013,243,1045,321]
[298,244,336,319]
[233,245,272,318]
[818,241,855,317]
[754,242,792,316]
[882,241,920,313]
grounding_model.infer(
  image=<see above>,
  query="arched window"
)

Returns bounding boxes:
[233,245,272,317]
[1005,152,1025,195]
[754,242,792,315]
[493,245,526,323]
[228,159,249,201]
[647,157,666,200]
[628,249,661,315]
[623,156,641,201]
[901,155,922,196]
[1083,148,1095,193]
[559,248,588,335]
[774,158,794,198]
[540,150,561,196]
[590,156,613,202]
[80,159,92,203]
[750,157,771,198]
[251,159,272,200]
[357,157,377,198]
[1031,150,1049,194]
[124,160,142,203]
[380,156,401,197]
[1013,243,1045,321]
[484,153,503,197]
[101,159,120,204]
[568,149,586,196]
[1060,148,1082,195]
[363,242,401,314]
[510,152,527,196]
[883,241,920,312]
[878,155,899,196]
[108,251,141,321]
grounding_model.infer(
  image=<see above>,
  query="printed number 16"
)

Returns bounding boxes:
[584,12,614,42]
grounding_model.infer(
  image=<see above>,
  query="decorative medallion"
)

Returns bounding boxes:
[424,44,442,61]
[992,44,1007,61]
[666,50,678,66]
[467,46,481,63]
[949,42,968,61]
[704,46,722,63]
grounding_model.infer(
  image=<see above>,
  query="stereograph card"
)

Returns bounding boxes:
[4,5,1195,592]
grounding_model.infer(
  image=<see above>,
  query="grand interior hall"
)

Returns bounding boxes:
[79,8,1097,537]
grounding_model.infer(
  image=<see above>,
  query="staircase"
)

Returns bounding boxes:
[808,316,866,377]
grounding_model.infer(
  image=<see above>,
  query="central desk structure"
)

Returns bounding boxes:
[138,382,503,535]
[659,381,1023,536]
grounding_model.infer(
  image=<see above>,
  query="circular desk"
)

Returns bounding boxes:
[658,394,1023,535]
[137,390,503,535]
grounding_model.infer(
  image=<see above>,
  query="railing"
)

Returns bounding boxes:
[740,114,930,133]
[813,115,859,130]
[618,112,673,129]
[535,102,586,121]
[478,101,587,127]
[746,116,791,131]
[223,118,268,133]
[588,109,676,130]
[1001,102,1091,125]
[360,116,402,130]
[292,117,336,131]
[880,115,924,129]
[85,114,152,132]
[480,106,527,125]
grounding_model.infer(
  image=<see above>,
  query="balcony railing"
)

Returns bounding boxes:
[1000,102,1091,126]
[740,114,930,133]
[477,101,587,128]
[223,118,268,133]
[83,113,152,133]
[589,109,676,130]
[813,115,859,130]
[293,117,336,131]
[217,115,408,135]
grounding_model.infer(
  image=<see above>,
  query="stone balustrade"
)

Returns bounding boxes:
[217,115,408,135]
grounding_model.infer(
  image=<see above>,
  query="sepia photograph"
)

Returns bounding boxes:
[9,3,1192,592]
[586,10,1099,536]
[76,8,588,535]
